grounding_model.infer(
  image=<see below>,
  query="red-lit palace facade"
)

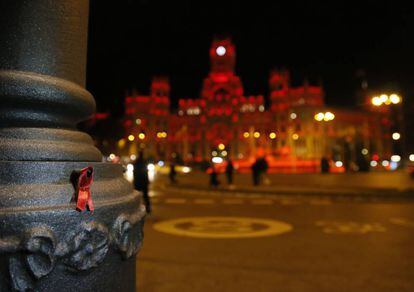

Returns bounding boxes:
[120,38,392,172]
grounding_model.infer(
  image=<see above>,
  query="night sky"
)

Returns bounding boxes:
[86,1,414,117]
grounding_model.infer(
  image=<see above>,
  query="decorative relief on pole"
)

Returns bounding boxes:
[112,211,145,259]
[58,222,109,271]
[6,226,57,291]
[0,209,145,291]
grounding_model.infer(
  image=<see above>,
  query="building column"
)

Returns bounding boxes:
[0,1,145,291]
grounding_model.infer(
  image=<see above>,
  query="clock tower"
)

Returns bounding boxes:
[210,38,236,73]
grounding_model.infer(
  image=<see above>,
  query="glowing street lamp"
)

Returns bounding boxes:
[314,112,324,121]
[138,133,145,140]
[391,155,401,162]
[216,46,226,56]
[314,112,335,122]
[253,132,260,138]
[371,96,382,106]
[128,134,135,142]
[269,132,277,139]
[380,94,388,104]
[157,132,167,138]
[324,112,335,121]
[371,93,402,106]
[218,143,225,150]
[392,132,401,141]
[389,94,401,104]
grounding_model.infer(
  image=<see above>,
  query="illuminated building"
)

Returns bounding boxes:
[121,38,393,172]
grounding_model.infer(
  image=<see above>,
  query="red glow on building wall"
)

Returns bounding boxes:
[120,38,392,172]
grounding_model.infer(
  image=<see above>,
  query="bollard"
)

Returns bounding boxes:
[0,1,145,291]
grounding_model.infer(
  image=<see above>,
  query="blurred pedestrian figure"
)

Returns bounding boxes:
[133,151,151,214]
[208,164,220,188]
[258,156,270,185]
[251,160,261,186]
[356,152,370,172]
[320,156,330,173]
[225,159,234,185]
[169,162,177,184]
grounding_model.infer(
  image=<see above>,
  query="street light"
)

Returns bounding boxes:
[324,112,335,121]
[314,112,325,121]
[389,94,401,104]
[392,132,401,140]
[314,112,335,122]
[371,93,402,106]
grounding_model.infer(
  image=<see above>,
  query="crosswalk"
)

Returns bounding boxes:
[150,196,333,206]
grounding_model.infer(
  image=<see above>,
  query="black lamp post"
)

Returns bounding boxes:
[0,1,145,291]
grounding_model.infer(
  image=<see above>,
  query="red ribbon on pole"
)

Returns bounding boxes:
[76,166,94,212]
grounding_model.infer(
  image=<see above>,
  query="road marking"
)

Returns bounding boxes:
[165,198,187,204]
[390,217,414,227]
[315,221,387,234]
[309,199,332,205]
[280,199,301,205]
[153,196,336,206]
[251,199,274,205]
[222,199,244,204]
[153,216,293,239]
[193,199,215,204]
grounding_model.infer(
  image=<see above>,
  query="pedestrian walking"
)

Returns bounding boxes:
[169,162,177,184]
[251,159,261,186]
[320,156,330,173]
[133,152,151,214]
[225,159,234,185]
[356,152,370,172]
[258,156,270,185]
[208,164,220,188]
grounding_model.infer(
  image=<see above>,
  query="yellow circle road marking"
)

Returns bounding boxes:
[153,216,293,239]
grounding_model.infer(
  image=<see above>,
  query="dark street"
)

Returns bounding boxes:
[137,183,414,291]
